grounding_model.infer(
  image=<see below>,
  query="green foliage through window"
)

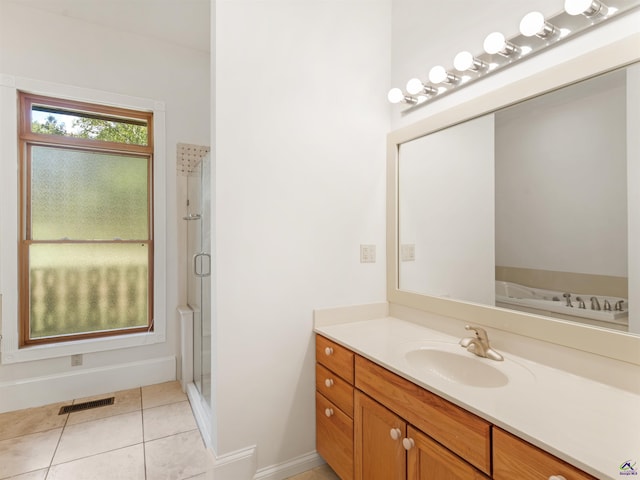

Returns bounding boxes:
[31,107,148,146]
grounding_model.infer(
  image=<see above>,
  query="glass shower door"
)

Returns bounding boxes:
[186,153,211,407]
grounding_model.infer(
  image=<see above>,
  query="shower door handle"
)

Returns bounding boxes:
[193,253,211,277]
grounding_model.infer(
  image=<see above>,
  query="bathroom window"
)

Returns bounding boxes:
[18,92,154,346]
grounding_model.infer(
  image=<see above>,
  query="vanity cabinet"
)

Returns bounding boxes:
[315,335,354,480]
[493,428,597,480]
[354,391,488,480]
[355,355,491,479]
[316,335,596,480]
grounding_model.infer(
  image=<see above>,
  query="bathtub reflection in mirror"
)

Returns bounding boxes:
[398,64,639,334]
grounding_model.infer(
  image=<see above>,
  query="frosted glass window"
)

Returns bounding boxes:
[31,146,149,240]
[19,92,154,346]
[29,244,149,339]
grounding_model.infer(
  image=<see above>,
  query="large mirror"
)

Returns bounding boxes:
[388,34,640,365]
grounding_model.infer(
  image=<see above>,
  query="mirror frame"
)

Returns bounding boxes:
[387,33,640,366]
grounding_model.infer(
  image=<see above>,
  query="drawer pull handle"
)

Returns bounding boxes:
[389,428,402,441]
[548,477,566,480]
[324,347,334,356]
[402,438,415,450]
[325,408,334,418]
[324,378,334,388]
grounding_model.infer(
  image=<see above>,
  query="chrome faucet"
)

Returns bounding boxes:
[563,293,573,307]
[603,299,611,311]
[459,325,504,361]
[590,296,601,311]
[576,296,586,309]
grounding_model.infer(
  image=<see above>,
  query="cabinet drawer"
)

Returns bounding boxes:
[317,392,354,480]
[493,428,597,480]
[316,335,354,384]
[355,355,491,475]
[316,363,354,417]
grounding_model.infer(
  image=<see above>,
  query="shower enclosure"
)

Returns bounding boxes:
[181,146,212,443]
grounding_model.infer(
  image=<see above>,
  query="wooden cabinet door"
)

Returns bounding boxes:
[355,391,406,480]
[406,426,489,480]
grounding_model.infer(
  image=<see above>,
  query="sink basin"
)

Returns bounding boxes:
[405,348,509,387]
[397,342,535,388]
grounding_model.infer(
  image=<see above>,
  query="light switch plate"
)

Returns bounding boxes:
[360,244,376,263]
[401,244,415,261]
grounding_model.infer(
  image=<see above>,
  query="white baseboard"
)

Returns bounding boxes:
[0,355,176,413]
[254,451,325,480]
[212,445,258,480]
[205,446,322,480]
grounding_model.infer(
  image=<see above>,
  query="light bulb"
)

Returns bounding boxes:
[564,0,607,16]
[483,32,506,54]
[428,65,447,84]
[520,11,556,38]
[387,88,405,104]
[453,51,486,72]
[428,65,459,84]
[454,51,474,71]
[520,12,544,36]
[406,78,424,95]
[484,31,519,56]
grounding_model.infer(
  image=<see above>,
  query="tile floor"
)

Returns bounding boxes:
[0,381,214,480]
[0,381,339,480]
[285,464,339,480]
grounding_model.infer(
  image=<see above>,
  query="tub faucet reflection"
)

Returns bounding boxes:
[459,325,504,361]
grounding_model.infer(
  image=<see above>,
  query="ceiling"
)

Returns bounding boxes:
[6,0,210,53]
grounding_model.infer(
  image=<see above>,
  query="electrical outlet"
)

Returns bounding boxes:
[71,354,83,367]
[360,244,376,263]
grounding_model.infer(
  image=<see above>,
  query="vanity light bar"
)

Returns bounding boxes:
[388,0,638,110]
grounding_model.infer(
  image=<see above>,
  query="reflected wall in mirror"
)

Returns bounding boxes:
[398,63,640,335]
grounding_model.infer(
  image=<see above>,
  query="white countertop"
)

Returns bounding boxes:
[315,314,640,480]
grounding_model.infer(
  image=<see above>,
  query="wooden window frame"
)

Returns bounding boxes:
[18,92,155,346]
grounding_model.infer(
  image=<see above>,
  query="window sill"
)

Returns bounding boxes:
[1,329,166,364]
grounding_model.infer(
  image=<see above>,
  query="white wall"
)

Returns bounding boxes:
[213,0,390,473]
[0,1,209,406]
[399,114,495,303]
[495,70,627,277]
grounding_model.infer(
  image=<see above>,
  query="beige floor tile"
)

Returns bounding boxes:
[145,430,214,480]
[0,428,61,479]
[143,400,198,441]
[142,381,187,409]
[52,411,142,465]
[47,444,145,480]
[3,469,48,480]
[286,464,340,480]
[0,402,67,441]
[66,387,141,425]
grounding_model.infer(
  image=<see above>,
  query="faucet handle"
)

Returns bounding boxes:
[465,325,488,342]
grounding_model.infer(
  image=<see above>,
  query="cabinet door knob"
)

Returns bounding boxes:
[324,347,334,356]
[402,438,415,450]
[324,378,334,388]
[548,477,566,480]
[389,428,402,441]
[324,408,334,417]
